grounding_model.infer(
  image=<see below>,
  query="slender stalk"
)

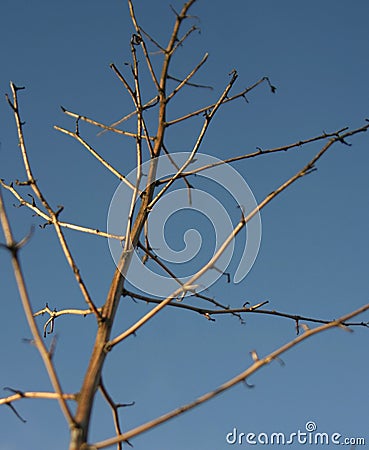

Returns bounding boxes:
[0,188,75,426]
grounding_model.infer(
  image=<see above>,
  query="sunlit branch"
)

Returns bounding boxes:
[34,304,102,337]
[0,180,124,240]
[171,24,199,54]
[55,125,138,193]
[162,142,193,204]
[128,0,160,90]
[166,53,208,101]
[60,107,155,140]
[97,96,159,137]
[93,301,369,448]
[0,391,76,406]
[106,123,369,348]
[148,70,238,209]
[123,39,144,252]
[109,62,154,158]
[139,25,165,53]
[7,83,100,318]
[0,188,75,426]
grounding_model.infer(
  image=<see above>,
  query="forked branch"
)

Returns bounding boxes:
[93,302,369,448]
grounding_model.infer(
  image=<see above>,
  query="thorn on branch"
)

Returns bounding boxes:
[303,167,317,176]
[169,4,180,18]
[6,403,27,423]
[204,312,216,322]
[300,323,310,332]
[337,136,352,146]
[55,205,64,218]
[12,84,25,92]
[5,94,16,111]
[116,401,135,409]
[263,76,277,93]
[250,350,259,362]
[241,93,249,103]
[39,220,52,229]
[242,379,255,389]
[4,386,25,397]
[26,194,36,207]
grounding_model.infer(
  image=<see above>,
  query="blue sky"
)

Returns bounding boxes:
[0,1,368,449]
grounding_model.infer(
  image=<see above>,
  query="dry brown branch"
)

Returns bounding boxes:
[54,126,137,193]
[127,0,160,90]
[132,246,241,318]
[60,107,155,140]
[107,123,369,349]
[162,142,193,203]
[166,76,274,126]
[7,83,100,318]
[34,304,102,337]
[0,188,75,425]
[93,301,369,448]
[99,378,135,450]
[97,96,159,137]
[156,127,351,184]
[0,390,76,406]
[139,25,165,53]
[69,4,203,447]
[124,289,369,330]
[148,70,238,209]
[166,53,208,101]
[0,180,124,240]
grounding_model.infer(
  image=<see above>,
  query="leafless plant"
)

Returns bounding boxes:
[1,1,368,449]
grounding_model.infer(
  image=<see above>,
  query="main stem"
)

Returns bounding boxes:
[69,115,166,450]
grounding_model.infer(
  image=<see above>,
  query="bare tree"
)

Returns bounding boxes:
[1,1,368,449]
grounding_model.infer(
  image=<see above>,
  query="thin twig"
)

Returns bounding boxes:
[97,96,159,137]
[7,83,100,318]
[156,127,351,184]
[125,289,369,329]
[128,0,160,90]
[0,180,125,240]
[0,391,76,406]
[148,70,238,209]
[54,126,137,192]
[60,107,155,140]
[99,378,135,450]
[166,53,208,101]
[34,304,102,337]
[0,188,75,426]
[166,76,273,126]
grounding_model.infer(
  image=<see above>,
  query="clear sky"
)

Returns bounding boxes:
[0,1,368,449]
